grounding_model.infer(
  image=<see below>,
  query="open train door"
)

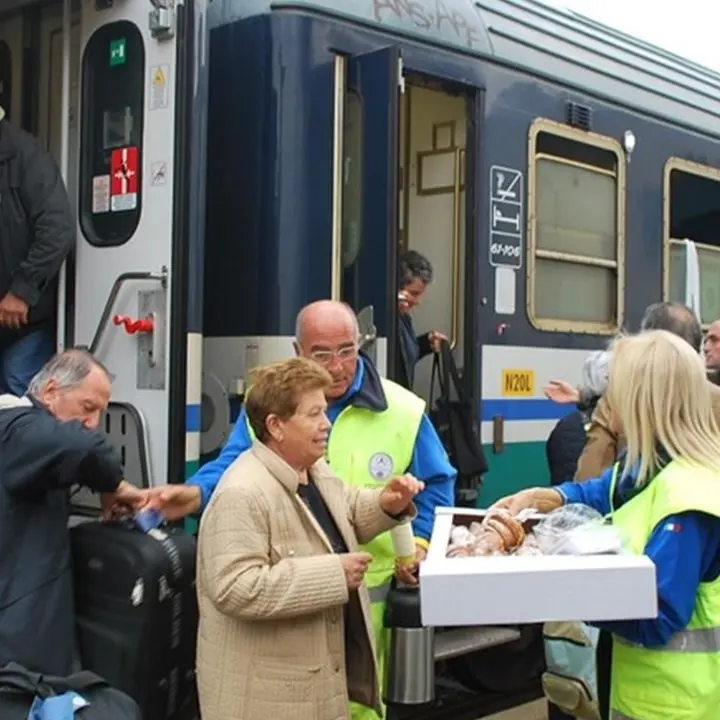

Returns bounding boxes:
[70,0,207,504]
[340,46,402,379]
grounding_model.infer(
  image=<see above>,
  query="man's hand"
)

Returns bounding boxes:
[394,543,427,587]
[340,552,373,591]
[428,331,448,352]
[101,480,150,521]
[380,474,424,516]
[0,292,29,328]
[145,484,202,521]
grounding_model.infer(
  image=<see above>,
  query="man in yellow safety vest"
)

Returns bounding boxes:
[149,300,457,720]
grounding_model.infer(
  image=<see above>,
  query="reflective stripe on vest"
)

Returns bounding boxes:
[611,711,637,720]
[615,626,720,653]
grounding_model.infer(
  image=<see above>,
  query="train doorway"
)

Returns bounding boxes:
[335,52,478,404]
[397,75,471,402]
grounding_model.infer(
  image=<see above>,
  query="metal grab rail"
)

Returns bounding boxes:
[449,147,464,350]
[87,267,168,355]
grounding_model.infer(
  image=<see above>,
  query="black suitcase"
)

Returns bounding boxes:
[70,520,199,720]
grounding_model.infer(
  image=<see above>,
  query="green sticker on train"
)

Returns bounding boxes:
[109,38,126,67]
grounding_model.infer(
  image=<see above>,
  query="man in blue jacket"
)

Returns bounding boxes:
[150,300,456,572]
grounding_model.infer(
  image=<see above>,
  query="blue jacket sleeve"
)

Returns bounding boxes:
[408,414,457,543]
[555,467,613,516]
[187,408,252,511]
[592,511,720,647]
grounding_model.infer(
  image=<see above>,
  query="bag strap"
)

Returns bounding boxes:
[439,341,469,404]
[0,663,50,699]
[429,352,442,408]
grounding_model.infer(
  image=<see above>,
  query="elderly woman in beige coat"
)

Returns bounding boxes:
[196,357,423,720]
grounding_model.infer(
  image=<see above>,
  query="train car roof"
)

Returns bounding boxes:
[208,0,720,140]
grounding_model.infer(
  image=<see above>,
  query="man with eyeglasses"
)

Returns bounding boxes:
[147,299,456,720]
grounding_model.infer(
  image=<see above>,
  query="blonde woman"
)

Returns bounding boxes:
[493,330,720,720]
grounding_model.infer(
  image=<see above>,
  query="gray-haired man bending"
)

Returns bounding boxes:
[0,349,146,675]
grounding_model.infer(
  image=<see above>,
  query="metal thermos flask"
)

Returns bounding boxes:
[383,582,435,706]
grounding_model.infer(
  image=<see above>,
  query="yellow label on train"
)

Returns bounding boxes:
[501,369,535,397]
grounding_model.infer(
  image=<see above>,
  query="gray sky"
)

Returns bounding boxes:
[545,0,720,72]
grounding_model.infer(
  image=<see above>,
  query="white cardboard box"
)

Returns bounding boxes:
[419,507,658,627]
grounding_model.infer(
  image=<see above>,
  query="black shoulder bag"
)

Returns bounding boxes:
[429,341,488,501]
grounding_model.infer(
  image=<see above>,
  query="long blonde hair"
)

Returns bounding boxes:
[606,329,720,487]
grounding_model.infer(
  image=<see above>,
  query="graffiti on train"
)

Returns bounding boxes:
[372,0,484,49]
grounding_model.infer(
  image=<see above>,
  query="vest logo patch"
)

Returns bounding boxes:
[369,452,394,481]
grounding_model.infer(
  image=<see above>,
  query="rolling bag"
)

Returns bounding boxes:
[70,520,199,720]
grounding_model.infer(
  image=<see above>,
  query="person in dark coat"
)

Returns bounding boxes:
[0,107,74,395]
[396,249,447,390]
[0,349,147,676]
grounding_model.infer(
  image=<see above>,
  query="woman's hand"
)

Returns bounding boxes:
[340,552,373,590]
[543,380,580,405]
[380,474,425,516]
[394,544,427,587]
[491,487,565,515]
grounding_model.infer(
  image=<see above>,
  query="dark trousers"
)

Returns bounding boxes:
[596,630,612,719]
[0,326,54,395]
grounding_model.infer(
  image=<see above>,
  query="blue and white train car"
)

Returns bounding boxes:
[199,0,720,502]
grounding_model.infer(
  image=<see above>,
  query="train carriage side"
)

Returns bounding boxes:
[200,0,720,511]
[198,0,720,708]
[476,0,720,502]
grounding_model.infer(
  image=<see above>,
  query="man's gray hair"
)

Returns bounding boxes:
[27,349,112,396]
[581,350,610,398]
[640,302,703,354]
[398,249,433,288]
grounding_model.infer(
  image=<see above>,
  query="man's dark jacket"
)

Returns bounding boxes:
[396,313,433,390]
[0,118,74,338]
[0,395,123,675]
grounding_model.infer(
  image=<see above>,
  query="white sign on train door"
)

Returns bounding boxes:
[70,0,186,491]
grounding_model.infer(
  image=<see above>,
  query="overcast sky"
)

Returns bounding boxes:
[545,0,720,72]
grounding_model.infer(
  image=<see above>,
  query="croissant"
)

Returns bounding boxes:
[446,511,526,558]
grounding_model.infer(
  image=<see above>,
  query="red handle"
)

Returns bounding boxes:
[113,314,154,334]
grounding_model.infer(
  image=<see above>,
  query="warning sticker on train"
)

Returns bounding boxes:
[110,147,138,212]
[489,165,524,269]
[92,175,110,214]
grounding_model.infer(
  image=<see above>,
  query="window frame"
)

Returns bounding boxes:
[662,157,720,329]
[526,118,626,334]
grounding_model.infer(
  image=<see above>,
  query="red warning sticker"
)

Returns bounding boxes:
[110,146,138,212]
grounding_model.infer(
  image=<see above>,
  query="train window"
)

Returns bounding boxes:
[79,21,145,247]
[527,119,625,333]
[664,160,720,326]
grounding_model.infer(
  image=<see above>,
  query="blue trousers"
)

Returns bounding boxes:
[0,327,55,396]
